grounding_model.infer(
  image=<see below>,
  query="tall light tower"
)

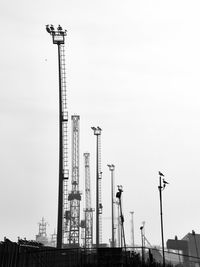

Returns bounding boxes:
[46,24,69,249]
[84,153,94,248]
[91,127,102,248]
[107,164,115,248]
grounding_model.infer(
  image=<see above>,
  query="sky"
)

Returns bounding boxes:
[1,0,200,247]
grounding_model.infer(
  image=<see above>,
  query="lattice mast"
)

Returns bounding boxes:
[46,24,69,248]
[68,115,81,247]
[38,217,48,238]
[84,153,94,248]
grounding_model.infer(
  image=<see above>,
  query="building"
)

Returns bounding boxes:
[167,231,200,267]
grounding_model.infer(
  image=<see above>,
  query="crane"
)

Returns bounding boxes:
[68,115,81,247]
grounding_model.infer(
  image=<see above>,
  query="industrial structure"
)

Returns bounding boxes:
[68,115,81,247]
[35,218,48,245]
[91,127,103,248]
[83,153,94,248]
[46,24,69,248]
[167,231,200,267]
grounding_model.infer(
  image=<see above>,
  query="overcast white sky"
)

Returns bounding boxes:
[1,0,200,247]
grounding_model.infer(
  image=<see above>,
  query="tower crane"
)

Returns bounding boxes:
[68,115,81,247]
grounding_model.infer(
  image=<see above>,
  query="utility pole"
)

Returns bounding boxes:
[46,25,69,249]
[91,127,102,248]
[107,164,115,248]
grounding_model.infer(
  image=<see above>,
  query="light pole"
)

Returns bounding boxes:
[130,211,135,249]
[91,126,102,248]
[46,24,68,249]
[158,171,169,267]
[140,225,144,265]
[116,199,121,247]
[107,164,115,248]
[142,221,146,249]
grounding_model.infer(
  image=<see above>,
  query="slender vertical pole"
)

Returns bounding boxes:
[96,134,99,248]
[108,165,115,248]
[57,43,63,249]
[92,127,102,249]
[117,201,121,247]
[130,212,134,249]
[140,227,144,265]
[111,169,114,247]
[159,175,165,267]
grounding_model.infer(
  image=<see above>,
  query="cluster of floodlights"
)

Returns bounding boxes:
[46,24,67,35]
[91,126,102,135]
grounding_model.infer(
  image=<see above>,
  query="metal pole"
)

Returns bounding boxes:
[130,212,134,249]
[111,169,114,247]
[117,200,121,247]
[57,43,63,249]
[96,134,99,248]
[108,165,115,248]
[140,227,144,265]
[159,175,165,267]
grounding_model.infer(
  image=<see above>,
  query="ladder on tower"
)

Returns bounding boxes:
[60,44,70,245]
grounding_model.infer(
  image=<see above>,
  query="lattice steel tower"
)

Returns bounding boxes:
[46,24,69,248]
[83,153,94,248]
[68,115,81,247]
